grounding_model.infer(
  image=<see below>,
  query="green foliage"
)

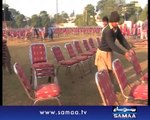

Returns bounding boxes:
[54,13,67,24]
[74,4,97,26]
[31,14,41,27]
[61,11,69,19]
[74,14,85,26]
[96,0,125,18]
[83,4,97,26]
[15,14,26,28]
[39,11,50,27]
[139,5,148,21]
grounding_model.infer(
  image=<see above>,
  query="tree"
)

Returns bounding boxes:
[124,2,142,22]
[15,14,26,28]
[31,14,41,27]
[96,0,125,19]
[139,5,147,21]
[54,13,67,24]
[61,11,69,19]
[84,4,97,26]
[74,14,85,26]
[39,11,50,27]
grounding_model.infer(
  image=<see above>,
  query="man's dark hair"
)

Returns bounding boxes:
[102,16,109,22]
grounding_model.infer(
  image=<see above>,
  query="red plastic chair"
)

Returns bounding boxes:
[29,43,55,89]
[64,43,89,62]
[73,40,94,57]
[51,45,81,78]
[96,37,101,47]
[112,59,148,101]
[64,43,91,75]
[130,53,148,82]
[88,38,96,49]
[13,62,61,105]
[82,39,96,53]
[95,69,146,106]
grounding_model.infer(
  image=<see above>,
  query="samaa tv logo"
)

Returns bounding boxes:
[112,106,137,119]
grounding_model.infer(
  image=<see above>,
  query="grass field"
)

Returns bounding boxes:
[3,36,148,105]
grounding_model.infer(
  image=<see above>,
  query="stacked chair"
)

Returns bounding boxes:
[64,43,90,76]
[13,62,61,105]
[51,45,81,79]
[29,43,55,89]
[82,39,96,54]
[73,40,94,57]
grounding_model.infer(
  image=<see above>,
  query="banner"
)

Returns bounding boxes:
[0,106,150,120]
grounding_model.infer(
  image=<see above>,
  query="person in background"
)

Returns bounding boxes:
[133,24,138,40]
[3,33,12,74]
[141,19,148,40]
[102,16,109,28]
[48,26,54,40]
[95,11,135,87]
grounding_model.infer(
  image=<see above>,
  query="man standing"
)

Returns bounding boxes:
[141,19,148,40]
[95,11,134,85]
[48,26,54,40]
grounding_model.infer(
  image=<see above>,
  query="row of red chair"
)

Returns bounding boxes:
[13,37,101,105]
[29,37,101,89]
[54,27,101,36]
[51,38,100,79]
[3,27,101,40]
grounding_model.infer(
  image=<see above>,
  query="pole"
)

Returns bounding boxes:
[56,0,58,26]
[56,0,58,15]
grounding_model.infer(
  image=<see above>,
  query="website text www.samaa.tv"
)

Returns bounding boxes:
[39,109,88,116]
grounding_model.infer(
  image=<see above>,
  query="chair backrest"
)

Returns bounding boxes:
[112,59,128,90]
[51,45,65,62]
[29,43,47,64]
[95,70,119,105]
[73,40,83,54]
[130,53,142,75]
[13,63,33,99]
[88,38,95,48]
[96,37,101,46]
[82,39,91,51]
[64,43,76,58]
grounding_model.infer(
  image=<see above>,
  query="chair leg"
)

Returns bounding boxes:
[56,98,61,106]
[82,59,92,75]
[3,63,6,71]
[6,60,12,74]
[88,61,92,73]
[65,67,69,75]
[77,64,84,79]
[33,100,38,105]
[56,66,60,76]
[80,62,85,76]
[30,68,33,84]
[68,67,73,79]
[48,77,51,83]
[33,70,37,89]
